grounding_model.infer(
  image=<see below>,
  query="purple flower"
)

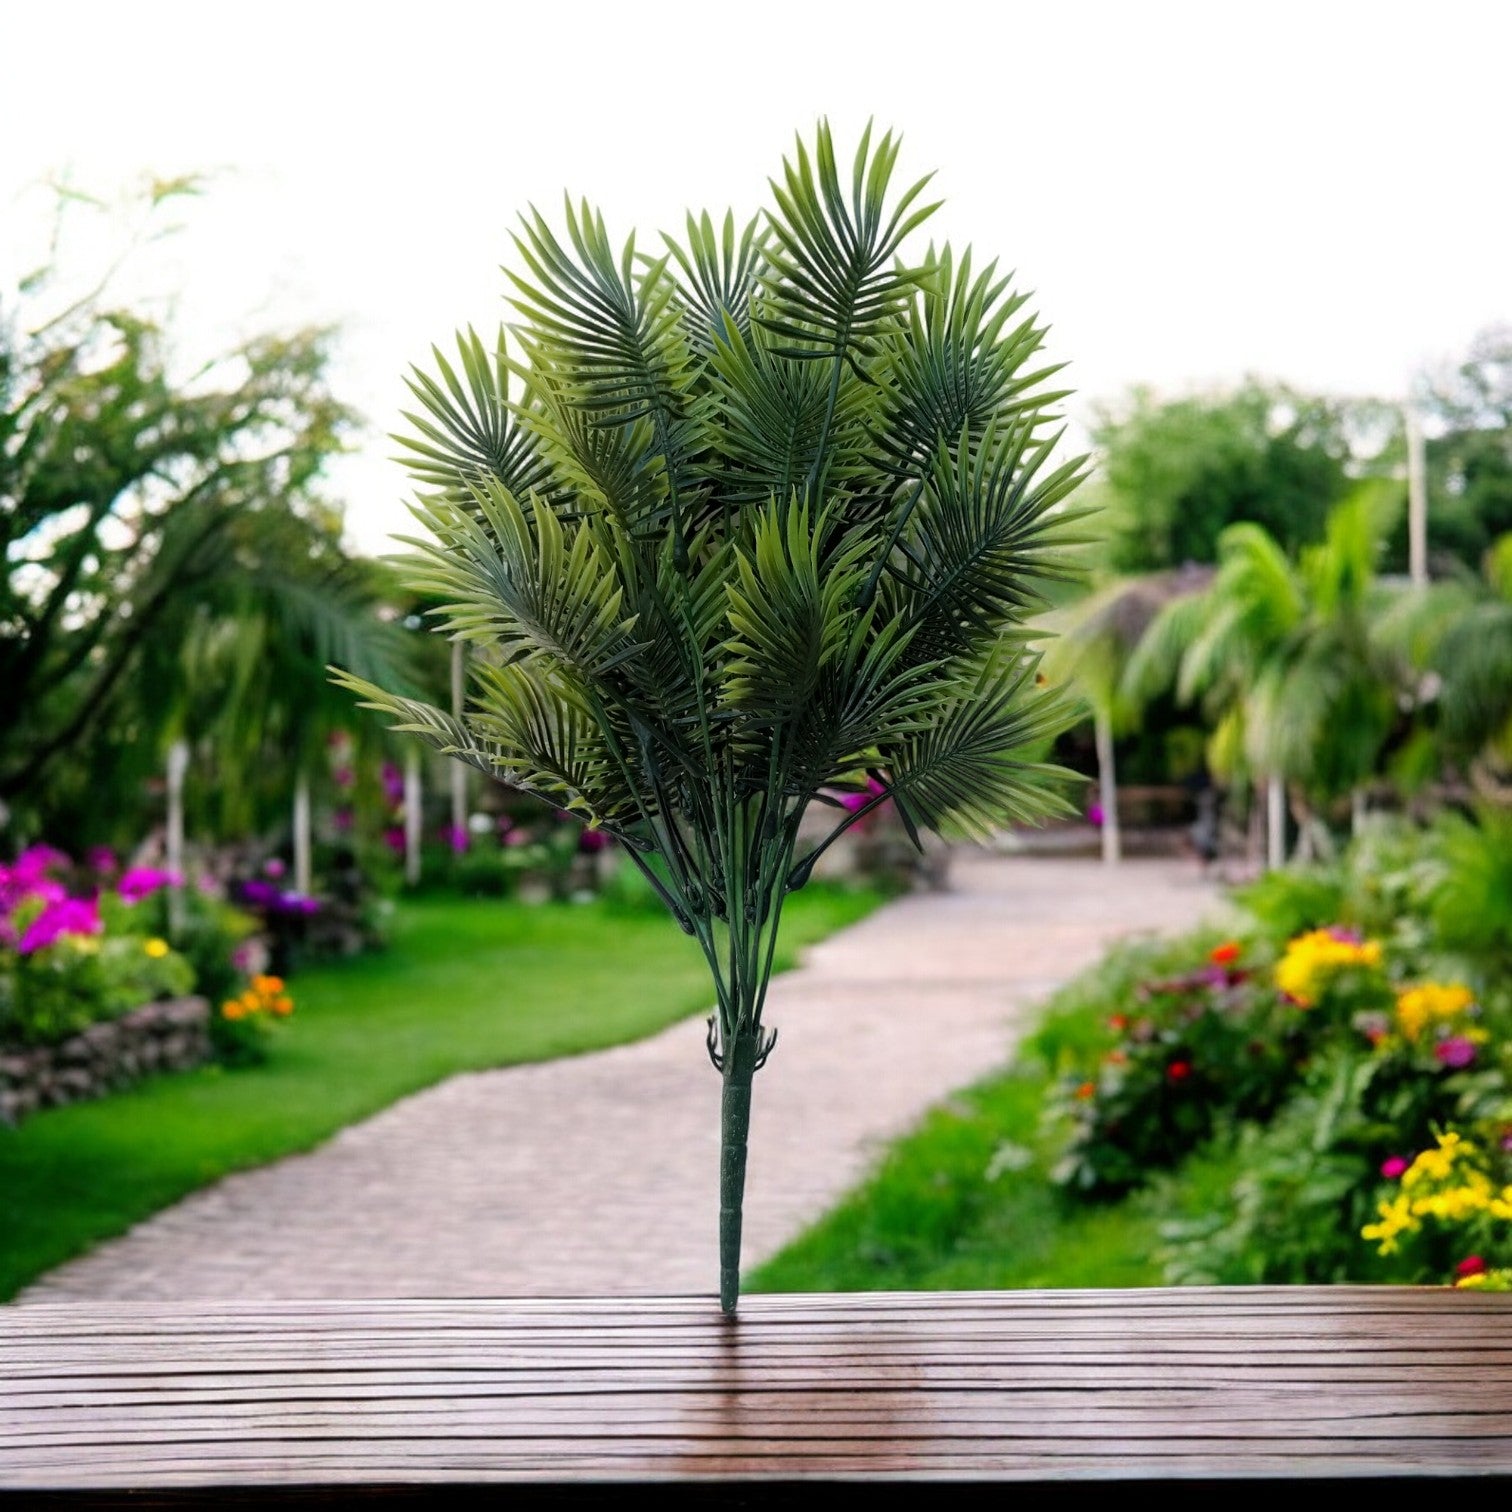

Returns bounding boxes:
[1435,1036,1478,1070]
[18,896,102,954]
[332,765,355,790]
[332,806,354,833]
[279,892,322,916]
[16,843,70,874]
[118,867,181,903]
[381,762,405,806]
[239,879,281,908]
[383,826,406,855]
[578,828,611,855]
[440,824,470,856]
[1088,802,1105,827]
[87,846,119,874]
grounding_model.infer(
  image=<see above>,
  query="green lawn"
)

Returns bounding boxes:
[1,883,881,1301]
[746,933,1216,1295]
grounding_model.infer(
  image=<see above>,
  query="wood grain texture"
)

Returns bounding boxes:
[5,1288,1512,1493]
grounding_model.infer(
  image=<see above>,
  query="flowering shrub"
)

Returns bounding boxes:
[0,846,195,1045]
[212,973,296,1065]
[1361,1129,1512,1289]
[1049,937,1378,1197]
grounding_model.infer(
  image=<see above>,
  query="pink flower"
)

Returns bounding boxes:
[332,807,354,833]
[263,858,287,879]
[578,828,611,855]
[332,766,355,790]
[1435,1036,1478,1070]
[1088,802,1105,827]
[1380,1156,1410,1180]
[383,826,406,855]
[1456,1255,1489,1279]
[117,867,181,903]
[19,896,102,954]
[87,846,119,874]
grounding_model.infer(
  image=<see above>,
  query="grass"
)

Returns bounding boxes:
[746,930,1223,1295]
[0,881,882,1301]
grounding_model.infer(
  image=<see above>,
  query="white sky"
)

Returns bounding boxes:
[3,0,1508,553]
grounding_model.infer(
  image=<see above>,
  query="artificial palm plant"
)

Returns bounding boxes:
[336,123,1088,1312]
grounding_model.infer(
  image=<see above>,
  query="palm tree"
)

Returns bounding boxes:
[337,123,1087,1312]
[1378,531,1512,798]
[1040,564,1213,864]
[1124,486,1404,866]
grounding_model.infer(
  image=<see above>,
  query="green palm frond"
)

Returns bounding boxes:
[1436,598,1512,750]
[327,670,512,784]
[759,120,940,370]
[394,327,563,510]
[873,244,1067,477]
[887,422,1090,661]
[881,649,1077,841]
[704,314,873,505]
[663,209,768,355]
[468,660,637,826]
[722,499,864,727]
[398,482,637,678]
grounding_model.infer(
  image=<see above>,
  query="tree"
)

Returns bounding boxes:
[1,183,417,853]
[338,123,1086,1312]
[1392,326,1512,575]
[1089,380,1375,573]
[1125,486,1407,864]
[1040,564,1213,864]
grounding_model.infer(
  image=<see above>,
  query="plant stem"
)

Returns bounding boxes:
[718,1023,759,1314]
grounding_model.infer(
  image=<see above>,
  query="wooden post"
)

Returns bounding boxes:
[450,640,468,848]
[1406,405,1428,588]
[1093,709,1121,866]
[165,739,189,937]
[292,772,312,896]
[1266,774,1285,871]
[404,748,423,887]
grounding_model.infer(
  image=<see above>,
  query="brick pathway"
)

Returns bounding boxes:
[16,854,1223,1303]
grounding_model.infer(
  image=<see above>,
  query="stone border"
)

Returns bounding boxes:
[0,997,211,1126]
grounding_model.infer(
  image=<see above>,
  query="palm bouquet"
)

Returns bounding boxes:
[337,122,1089,1312]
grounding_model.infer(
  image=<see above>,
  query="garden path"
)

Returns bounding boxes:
[17,854,1224,1303]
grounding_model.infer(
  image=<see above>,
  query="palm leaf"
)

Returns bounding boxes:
[758,120,940,369]
[880,648,1077,840]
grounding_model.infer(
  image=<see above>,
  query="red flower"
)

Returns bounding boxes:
[1455,1255,1489,1279]
[1166,1059,1192,1083]
[1074,1081,1096,1101]
[1209,941,1242,966]
[1108,1013,1129,1032]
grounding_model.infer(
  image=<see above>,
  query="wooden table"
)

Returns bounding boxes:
[6,1288,1512,1501]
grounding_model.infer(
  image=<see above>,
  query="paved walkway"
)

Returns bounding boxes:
[17,855,1223,1303]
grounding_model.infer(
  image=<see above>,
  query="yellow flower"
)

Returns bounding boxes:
[1275,929,1382,1005]
[144,937,170,959]
[1396,982,1475,1042]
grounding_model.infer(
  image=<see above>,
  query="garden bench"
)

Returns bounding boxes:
[6,1287,1512,1503]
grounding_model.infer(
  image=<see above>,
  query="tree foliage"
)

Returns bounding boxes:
[0,185,417,847]
[1089,380,1371,572]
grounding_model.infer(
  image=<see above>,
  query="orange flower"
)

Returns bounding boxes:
[1074,1081,1096,1100]
[1108,1013,1129,1032]
[1209,941,1242,966]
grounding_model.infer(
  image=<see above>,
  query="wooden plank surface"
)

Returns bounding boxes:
[5,1288,1512,1495]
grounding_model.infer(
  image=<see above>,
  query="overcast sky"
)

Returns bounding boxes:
[3,0,1508,553]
